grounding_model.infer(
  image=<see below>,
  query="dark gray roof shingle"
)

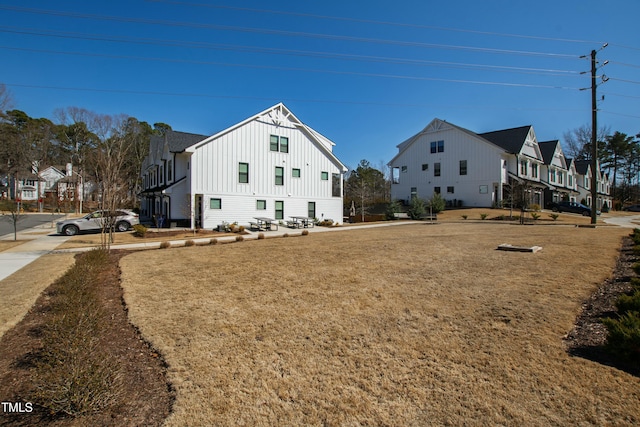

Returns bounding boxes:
[151,130,208,153]
[538,140,559,165]
[478,126,532,153]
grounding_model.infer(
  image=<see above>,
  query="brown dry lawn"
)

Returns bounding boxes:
[120,222,639,426]
[0,252,76,338]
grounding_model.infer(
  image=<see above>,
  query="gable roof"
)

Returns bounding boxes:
[186,103,347,172]
[150,130,208,154]
[574,159,591,175]
[538,140,559,165]
[478,125,533,153]
[390,119,535,165]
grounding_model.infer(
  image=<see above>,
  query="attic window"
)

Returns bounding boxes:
[430,140,444,153]
[270,135,289,153]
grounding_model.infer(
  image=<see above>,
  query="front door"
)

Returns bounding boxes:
[195,195,202,228]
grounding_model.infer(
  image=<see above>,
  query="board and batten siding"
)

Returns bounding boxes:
[191,115,343,228]
[390,124,508,207]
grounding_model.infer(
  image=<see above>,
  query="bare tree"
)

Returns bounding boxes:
[0,199,26,241]
[0,83,14,115]
[562,123,610,161]
[88,114,131,249]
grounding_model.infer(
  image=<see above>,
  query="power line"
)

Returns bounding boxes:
[609,60,640,69]
[145,0,606,46]
[600,110,640,119]
[609,77,640,85]
[3,82,592,112]
[0,44,582,89]
[0,6,581,59]
[603,92,640,100]
[0,35,583,78]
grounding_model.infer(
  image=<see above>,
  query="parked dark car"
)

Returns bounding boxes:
[622,204,640,212]
[549,201,598,216]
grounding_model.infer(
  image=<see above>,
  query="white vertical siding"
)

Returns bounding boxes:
[390,123,508,207]
[191,113,344,229]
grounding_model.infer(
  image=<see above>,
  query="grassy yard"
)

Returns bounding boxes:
[0,252,76,338]
[120,222,639,426]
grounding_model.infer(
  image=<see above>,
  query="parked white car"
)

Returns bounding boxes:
[56,210,139,236]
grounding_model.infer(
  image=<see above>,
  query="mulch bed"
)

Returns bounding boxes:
[0,251,173,426]
[564,235,639,377]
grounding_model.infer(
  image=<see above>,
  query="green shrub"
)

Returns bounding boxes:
[480,213,488,220]
[531,212,541,220]
[549,213,559,221]
[633,262,640,276]
[427,192,446,214]
[602,311,640,362]
[132,224,148,237]
[616,290,640,314]
[407,196,425,220]
[385,200,401,220]
[461,215,468,220]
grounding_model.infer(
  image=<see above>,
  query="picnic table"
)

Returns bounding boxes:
[251,217,278,231]
[287,216,314,229]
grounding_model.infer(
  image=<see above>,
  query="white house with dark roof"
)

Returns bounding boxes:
[140,103,347,229]
[389,118,614,210]
[389,118,549,208]
[538,140,579,206]
[574,160,612,210]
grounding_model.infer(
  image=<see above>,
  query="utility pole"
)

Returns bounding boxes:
[590,49,598,225]
[581,44,608,224]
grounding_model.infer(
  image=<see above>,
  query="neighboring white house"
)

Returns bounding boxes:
[389,118,610,209]
[140,103,347,229]
[574,160,612,210]
[538,140,579,207]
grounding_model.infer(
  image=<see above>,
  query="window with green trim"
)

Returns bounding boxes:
[239,162,249,183]
[280,137,288,153]
[321,171,329,180]
[292,168,301,178]
[275,200,284,219]
[210,198,221,209]
[270,135,279,151]
[275,166,284,185]
[256,200,266,210]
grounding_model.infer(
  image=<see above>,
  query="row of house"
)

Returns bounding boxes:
[140,105,611,230]
[2,164,86,208]
[388,118,612,211]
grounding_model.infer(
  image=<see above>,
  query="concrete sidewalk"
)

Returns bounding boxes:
[53,220,428,253]
[0,226,73,282]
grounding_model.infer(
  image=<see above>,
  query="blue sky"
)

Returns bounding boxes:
[1,0,639,170]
